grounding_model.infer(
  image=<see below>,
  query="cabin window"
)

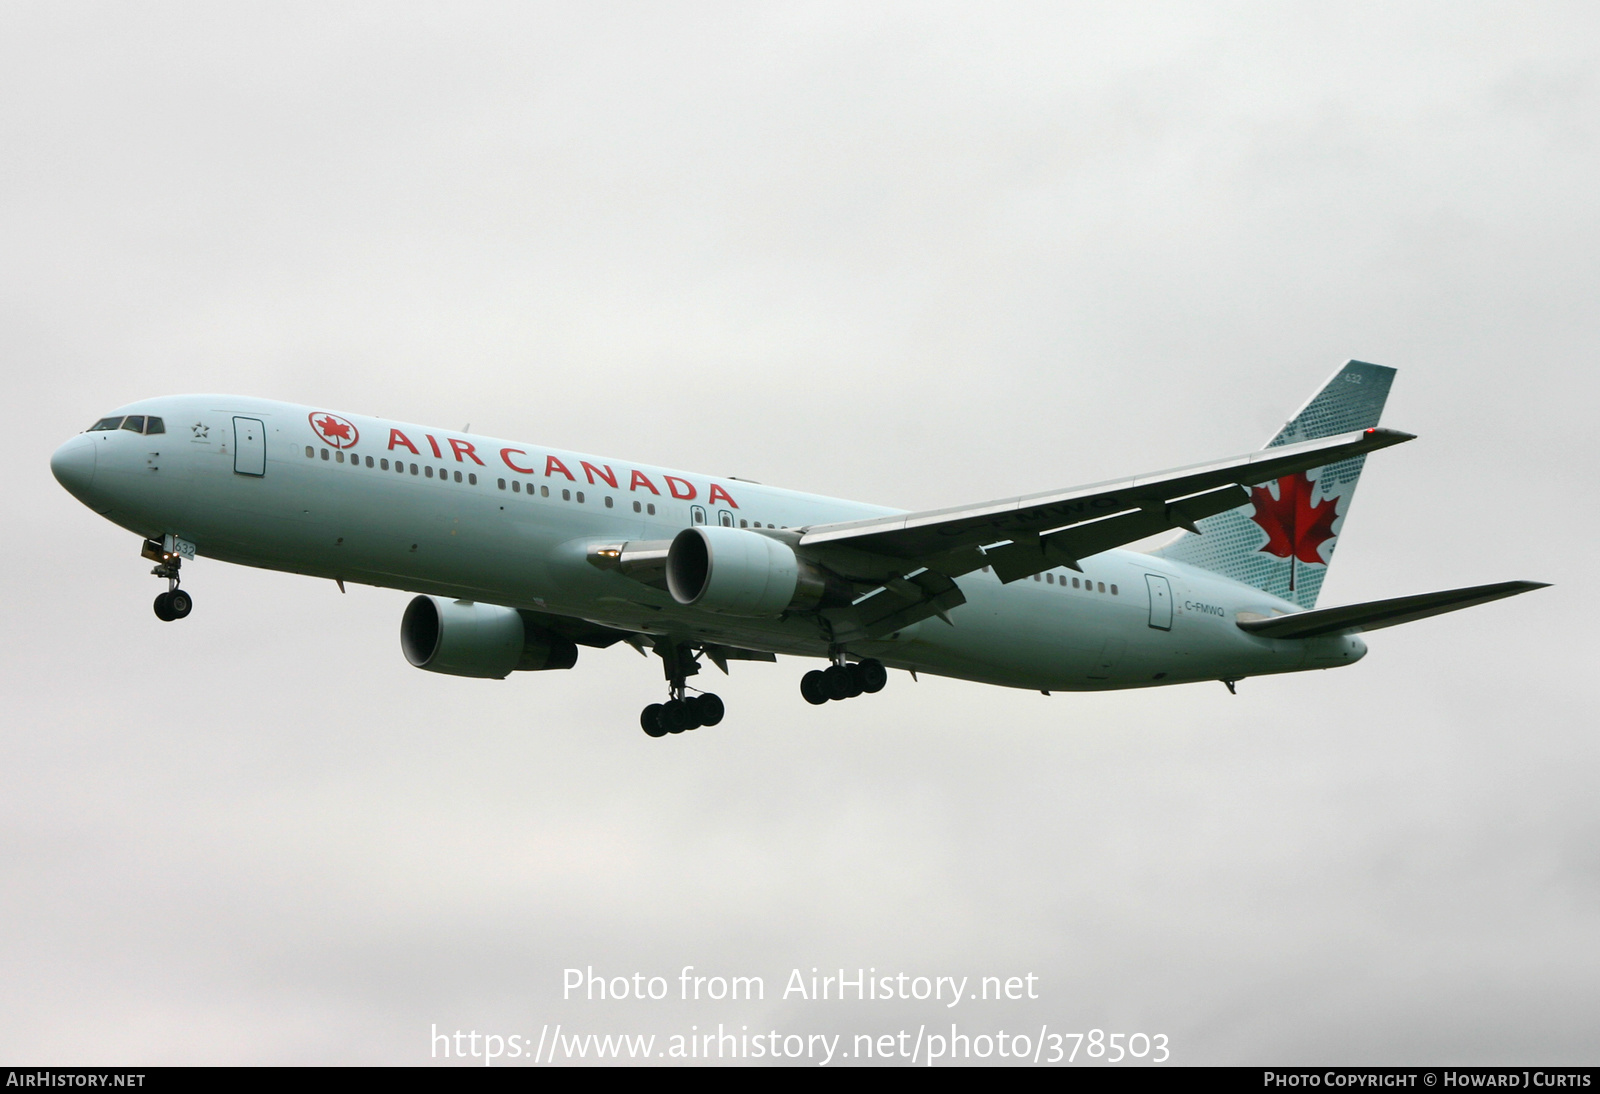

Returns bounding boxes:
[1098,582,1105,593]
[321,448,329,460]
[336,450,345,463]
[144,417,164,434]
[692,506,707,525]
[512,480,520,492]
[647,503,656,515]
[740,519,748,528]
[468,473,476,485]
[380,458,389,470]
[497,478,506,490]
[576,491,584,503]
[541,485,549,497]
[633,500,641,513]
[453,470,462,483]
[121,416,145,433]
[562,489,571,501]
[89,417,123,431]
[365,456,374,468]
[1046,573,1054,584]
[305,446,314,458]
[1034,574,1041,582]
[1110,584,1118,595]
[425,466,434,478]
[1072,577,1080,588]
[604,496,613,508]
[409,463,418,475]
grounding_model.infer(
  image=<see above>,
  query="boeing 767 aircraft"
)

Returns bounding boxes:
[50,362,1543,736]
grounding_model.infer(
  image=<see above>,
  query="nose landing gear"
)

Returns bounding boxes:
[143,536,194,622]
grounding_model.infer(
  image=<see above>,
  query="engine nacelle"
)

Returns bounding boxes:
[400,596,579,679]
[665,526,827,616]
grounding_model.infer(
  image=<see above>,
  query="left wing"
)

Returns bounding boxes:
[801,427,1412,581]
[796,426,1413,639]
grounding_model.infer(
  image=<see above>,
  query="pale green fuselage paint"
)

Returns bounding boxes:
[55,395,1366,691]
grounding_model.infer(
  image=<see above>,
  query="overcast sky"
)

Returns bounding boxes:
[3,2,1596,1066]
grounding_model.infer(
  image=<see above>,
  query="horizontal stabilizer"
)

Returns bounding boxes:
[1236,581,1549,639]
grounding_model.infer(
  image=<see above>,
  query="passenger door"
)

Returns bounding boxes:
[233,417,266,476]
[1145,574,1173,630]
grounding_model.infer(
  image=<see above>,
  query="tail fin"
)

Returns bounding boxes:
[1152,360,1396,608]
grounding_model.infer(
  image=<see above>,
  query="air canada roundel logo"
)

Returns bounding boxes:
[309,411,359,449]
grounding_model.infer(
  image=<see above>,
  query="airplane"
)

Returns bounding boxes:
[49,361,1545,737]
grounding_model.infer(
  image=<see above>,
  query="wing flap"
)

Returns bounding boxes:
[985,484,1250,583]
[1236,581,1549,639]
[838,569,968,639]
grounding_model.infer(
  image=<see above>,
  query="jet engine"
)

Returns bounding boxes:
[400,596,579,679]
[665,526,828,616]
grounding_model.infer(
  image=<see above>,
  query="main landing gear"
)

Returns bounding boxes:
[640,642,726,738]
[640,693,725,738]
[800,656,888,705]
[143,538,193,622]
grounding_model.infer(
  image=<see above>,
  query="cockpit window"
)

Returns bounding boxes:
[89,417,123,431]
[144,416,164,434]
[121,415,145,433]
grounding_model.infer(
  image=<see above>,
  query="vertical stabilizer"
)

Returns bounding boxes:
[1153,361,1396,608]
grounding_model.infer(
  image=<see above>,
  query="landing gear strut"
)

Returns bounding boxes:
[801,652,888,706]
[144,538,193,622]
[640,643,726,738]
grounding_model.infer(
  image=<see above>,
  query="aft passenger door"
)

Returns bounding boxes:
[233,417,266,476]
[1145,574,1173,630]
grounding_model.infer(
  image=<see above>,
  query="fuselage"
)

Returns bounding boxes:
[50,395,1365,691]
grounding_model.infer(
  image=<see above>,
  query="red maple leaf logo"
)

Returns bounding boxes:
[308,412,358,448]
[1248,472,1340,590]
[316,416,350,440]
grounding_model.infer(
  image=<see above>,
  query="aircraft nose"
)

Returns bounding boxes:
[50,433,97,499]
